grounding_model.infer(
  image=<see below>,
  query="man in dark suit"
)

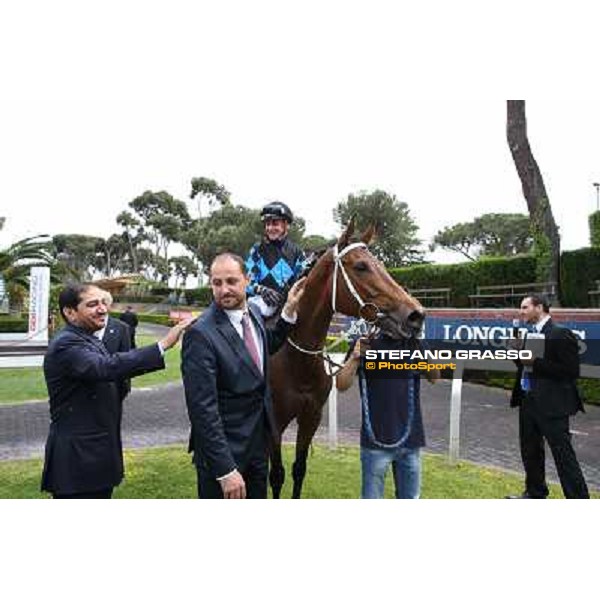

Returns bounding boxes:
[182,252,305,499]
[119,305,139,348]
[508,294,589,499]
[42,283,190,499]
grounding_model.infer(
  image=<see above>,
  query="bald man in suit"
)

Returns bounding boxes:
[182,253,305,499]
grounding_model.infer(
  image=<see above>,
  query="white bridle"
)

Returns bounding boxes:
[332,242,381,322]
[285,241,383,367]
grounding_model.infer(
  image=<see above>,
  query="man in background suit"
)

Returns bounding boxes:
[42,284,191,499]
[119,305,139,348]
[98,291,132,402]
[508,294,589,499]
[97,291,132,462]
[182,253,305,499]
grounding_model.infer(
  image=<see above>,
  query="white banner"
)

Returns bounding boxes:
[28,266,50,342]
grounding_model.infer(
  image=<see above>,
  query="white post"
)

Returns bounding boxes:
[449,360,465,463]
[0,274,8,313]
[328,379,338,450]
[27,266,50,344]
[327,352,344,450]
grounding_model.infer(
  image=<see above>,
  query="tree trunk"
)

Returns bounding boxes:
[126,230,138,273]
[506,100,561,303]
[105,248,112,277]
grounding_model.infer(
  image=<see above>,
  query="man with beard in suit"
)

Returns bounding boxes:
[507,294,589,499]
[182,253,305,499]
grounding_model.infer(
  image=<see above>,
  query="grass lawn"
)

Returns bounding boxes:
[0,335,181,405]
[1,444,596,499]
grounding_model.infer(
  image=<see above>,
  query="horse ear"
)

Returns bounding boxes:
[361,224,377,245]
[338,215,356,249]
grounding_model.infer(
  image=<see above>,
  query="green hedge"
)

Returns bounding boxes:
[109,312,173,326]
[115,295,166,304]
[185,287,213,306]
[136,314,173,326]
[0,317,28,333]
[578,379,600,406]
[146,286,171,296]
[390,262,475,307]
[560,247,600,307]
[472,255,537,287]
[389,249,600,308]
[114,289,213,307]
[589,211,600,248]
[390,255,536,307]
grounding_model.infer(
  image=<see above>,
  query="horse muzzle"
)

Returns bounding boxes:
[377,308,425,339]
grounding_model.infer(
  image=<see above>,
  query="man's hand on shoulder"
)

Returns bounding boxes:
[282,277,307,318]
[159,317,196,352]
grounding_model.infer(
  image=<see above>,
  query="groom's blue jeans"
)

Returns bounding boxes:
[360,446,421,499]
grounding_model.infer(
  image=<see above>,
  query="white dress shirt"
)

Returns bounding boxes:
[534,314,551,333]
[223,308,264,370]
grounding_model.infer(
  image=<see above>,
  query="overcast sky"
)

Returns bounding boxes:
[2,2,599,264]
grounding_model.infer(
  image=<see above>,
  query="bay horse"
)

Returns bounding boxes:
[268,218,425,498]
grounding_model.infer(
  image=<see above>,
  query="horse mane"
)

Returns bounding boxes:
[300,245,330,278]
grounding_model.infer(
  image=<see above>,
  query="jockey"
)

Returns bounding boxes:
[245,201,306,317]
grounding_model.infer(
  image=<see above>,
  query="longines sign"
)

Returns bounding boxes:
[335,313,600,365]
[426,316,600,364]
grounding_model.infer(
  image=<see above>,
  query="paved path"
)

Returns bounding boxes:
[2,378,600,490]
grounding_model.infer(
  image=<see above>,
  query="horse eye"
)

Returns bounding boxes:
[353,261,370,272]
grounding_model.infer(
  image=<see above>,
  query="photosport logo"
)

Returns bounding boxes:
[363,348,532,374]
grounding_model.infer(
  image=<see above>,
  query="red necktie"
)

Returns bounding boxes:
[242,312,262,372]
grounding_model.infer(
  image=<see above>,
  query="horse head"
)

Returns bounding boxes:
[317,216,425,338]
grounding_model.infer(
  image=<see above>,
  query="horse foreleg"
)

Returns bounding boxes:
[292,447,309,499]
[292,410,322,499]
[269,439,285,500]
